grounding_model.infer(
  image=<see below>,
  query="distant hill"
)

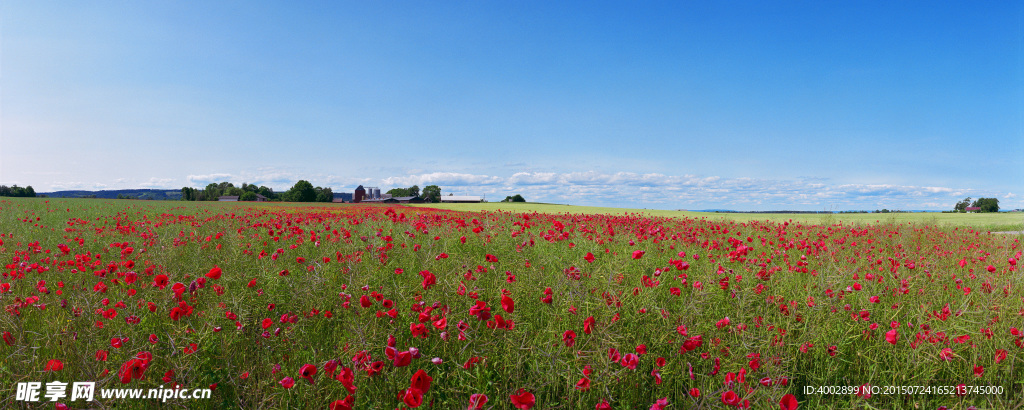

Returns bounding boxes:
[39,189,183,200]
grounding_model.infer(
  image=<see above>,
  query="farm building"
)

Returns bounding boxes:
[254,194,269,202]
[354,186,365,203]
[440,195,483,203]
[217,196,239,201]
[965,207,982,212]
[393,196,425,204]
[362,197,399,204]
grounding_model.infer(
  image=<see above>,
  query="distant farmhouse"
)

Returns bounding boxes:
[965,206,982,213]
[333,185,483,204]
[218,194,268,202]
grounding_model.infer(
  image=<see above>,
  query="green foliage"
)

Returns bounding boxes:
[314,186,333,203]
[422,185,441,203]
[240,191,257,201]
[284,180,317,202]
[971,197,1000,213]
[257,186,277,200]
[387,185,421,198]
[502,194,526,202]
[954,197,972,213]
[0,184,37,197]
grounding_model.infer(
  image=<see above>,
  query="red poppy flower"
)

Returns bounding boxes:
[279,376,295,389]
[469,300,491,321]
[563,330,577,347]
[621,353,639,370]
[153,274,169,289]
[463,356,481,369]
[584,316,596,334]
[329,366,353,393]
[411,369,432,393]
[501,293,515,314]
[468,393,488,410]
[205,266,222,280]
[420,270,436,290]
[995,349,1008,364]
[885,329,898,345]
[403,387,424,408]
[510,389,535,409]
[575,377,591,390]
[299,364,317,384]
[2,331,12,346]
[394,351,412,367]
[45,359,64,372]
[608,348,621,363]
[329,396,355,410]
[596,399,612,410]
[721,390,740,406]
[632,250,645,259]
[779,393,798,410]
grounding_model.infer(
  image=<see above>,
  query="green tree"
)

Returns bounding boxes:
[387,187,410,197]
[972,198,1000,213]
[422,185,441,202]
[954,197,972,213]
[285,180,316,202]
[502,194,526,202]
[257,186,276,200]
[240,191,257,201]
[203,183,221,201]
[314,186,334,203]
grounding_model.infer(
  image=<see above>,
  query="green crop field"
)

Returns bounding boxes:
[413,202,1024,233]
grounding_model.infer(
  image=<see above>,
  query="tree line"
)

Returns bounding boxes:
[0,185,36,197]
[953,197,1000,213]
[385,185,442,202]
[180,181,335,202]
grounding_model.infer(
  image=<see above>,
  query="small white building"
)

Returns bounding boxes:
[440,195,483,203]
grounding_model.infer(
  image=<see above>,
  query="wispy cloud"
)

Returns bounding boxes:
[186,173,234,186]
[383,172,503,187]
[139,177,175,188]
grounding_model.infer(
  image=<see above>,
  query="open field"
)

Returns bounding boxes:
[1,197,1022,409]
[413,203,1024,233]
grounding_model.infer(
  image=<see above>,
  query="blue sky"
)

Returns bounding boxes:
[2,1,1021,211]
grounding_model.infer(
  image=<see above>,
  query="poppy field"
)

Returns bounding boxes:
[1,198,1022,409]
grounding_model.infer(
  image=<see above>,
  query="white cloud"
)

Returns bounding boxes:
[186,173,234,186]
[383,172,503,187]
[139,177,175,188]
